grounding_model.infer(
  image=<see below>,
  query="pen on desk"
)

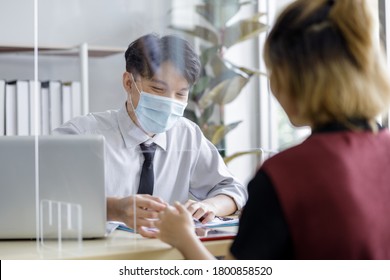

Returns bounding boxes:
[216,216,234,221]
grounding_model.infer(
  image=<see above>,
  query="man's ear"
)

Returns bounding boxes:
[123,72,132,92]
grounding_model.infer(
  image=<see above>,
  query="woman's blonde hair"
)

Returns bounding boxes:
[264,0,390,130]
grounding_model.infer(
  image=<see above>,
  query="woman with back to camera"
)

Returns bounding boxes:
[151,0,390,259]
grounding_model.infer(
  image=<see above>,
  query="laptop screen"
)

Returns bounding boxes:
[0,135,106,239]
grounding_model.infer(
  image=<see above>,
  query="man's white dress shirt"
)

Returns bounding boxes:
[53,105,248,209]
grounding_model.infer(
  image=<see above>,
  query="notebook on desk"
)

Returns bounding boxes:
[0,135,107,240]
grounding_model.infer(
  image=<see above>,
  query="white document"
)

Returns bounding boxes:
[0,80,5,136]
[28,80,41,135]
[16,80,29,136]
[61,82,72,123]
[194,216,239,228]
[49,81,62,132]
[71,81,82,118]
[5,81,17,136]
[41,82,50,135]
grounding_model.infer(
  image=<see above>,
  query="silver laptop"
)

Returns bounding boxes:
[0,135,106,239]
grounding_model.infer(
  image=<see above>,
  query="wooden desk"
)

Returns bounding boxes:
[0,227,237,260]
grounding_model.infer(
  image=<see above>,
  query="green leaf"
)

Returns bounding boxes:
[201,123,219,142]
[168,24,219,45]
[199,70,251,108]
[196,0,241,29]
[237,66,268,77]
[222,59,251,78]
[168,1,254,32]
[215,75,250,105]
[184,109,198,124]
[185,99,201,119]
[223,12,268,48]
[210,121,242,145]
[206,54,266,79]
[199,105,215,126]
[208,53,229,77]
[224,149,263,164]
[200,45,221,66]
[191,75,212,100]
[224,59,268,77]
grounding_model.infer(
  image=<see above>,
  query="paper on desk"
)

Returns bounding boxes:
[194,216,239,228]
[106,221,135,234]
[107,221,158,234]
[107,216,238,235]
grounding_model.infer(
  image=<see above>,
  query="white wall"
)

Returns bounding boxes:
[0,0,173,112]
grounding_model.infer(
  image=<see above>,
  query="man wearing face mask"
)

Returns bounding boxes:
[53,33,248,237]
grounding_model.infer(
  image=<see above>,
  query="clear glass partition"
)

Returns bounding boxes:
[0,0,284,259]
[34,0,176,254]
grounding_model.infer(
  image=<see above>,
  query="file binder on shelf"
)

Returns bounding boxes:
[29,80,41,136]
[62,82,72,124]
[71,81,81,118]
[16,80,29,136]
[0,80,5,136]
[0,43,125,136]
[49,81,62,132]
[5,81,16,136]
[40,81,50,135]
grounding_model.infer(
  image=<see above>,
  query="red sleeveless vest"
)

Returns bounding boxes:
[262,130,390,259]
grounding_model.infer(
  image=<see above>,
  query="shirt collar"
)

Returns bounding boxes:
[117,104,167,150]
[312,119,382,134]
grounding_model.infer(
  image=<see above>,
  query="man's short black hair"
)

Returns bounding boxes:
[125,33,201,85]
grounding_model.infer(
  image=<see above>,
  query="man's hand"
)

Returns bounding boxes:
[184,195,238,224]
[184,199,217,224]
[107,195,166,237]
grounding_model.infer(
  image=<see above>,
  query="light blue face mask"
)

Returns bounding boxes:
[130,74,187,134]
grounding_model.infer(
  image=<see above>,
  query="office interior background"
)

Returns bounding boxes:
[0,0,388,186]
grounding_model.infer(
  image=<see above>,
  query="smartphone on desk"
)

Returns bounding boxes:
[195,227,236,242]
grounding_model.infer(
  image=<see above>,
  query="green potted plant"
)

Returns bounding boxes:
[169,0,268,163]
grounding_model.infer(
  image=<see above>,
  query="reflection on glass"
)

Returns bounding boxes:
[0,0,268,255]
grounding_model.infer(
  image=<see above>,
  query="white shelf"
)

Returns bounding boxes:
[0,44,125,57]
[0,43,125,117]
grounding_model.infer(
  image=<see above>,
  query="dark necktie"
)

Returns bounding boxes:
[137,143,157,195]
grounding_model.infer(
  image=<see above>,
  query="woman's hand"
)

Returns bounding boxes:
[154,201,217,259]
[154,202,197,249]
[107,195,166,237]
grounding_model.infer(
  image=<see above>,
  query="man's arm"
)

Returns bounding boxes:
[202,194,237,216]
[185,194,237,223]
[187,128,248,215]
